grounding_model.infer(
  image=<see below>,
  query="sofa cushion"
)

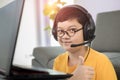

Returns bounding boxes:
[32,46,65,69]
[103,52,120,79]
[92,10,120,52]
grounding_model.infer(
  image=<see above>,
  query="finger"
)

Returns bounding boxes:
[86,67,95,75]
[87,67,94,71]
[87,70,95,75]
[78,56,84,65]
[87,76,94,80]
[89,71,95,75]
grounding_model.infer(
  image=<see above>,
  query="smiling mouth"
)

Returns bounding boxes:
[61,40,72,45]
[64,41,70,42]
[66,42,71,43]
[62,42,71,44]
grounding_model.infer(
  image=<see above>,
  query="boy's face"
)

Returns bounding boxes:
[57,19,84,51]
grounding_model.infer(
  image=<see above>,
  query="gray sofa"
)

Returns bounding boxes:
[32,10,120,79]
[32,46,65,69]
[92,10,120,80]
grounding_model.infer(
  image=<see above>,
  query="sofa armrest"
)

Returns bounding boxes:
[32,46,65,69]
[103,52,120,80]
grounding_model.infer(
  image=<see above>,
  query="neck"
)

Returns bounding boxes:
[68,46,88,66]
[69,46,88,58]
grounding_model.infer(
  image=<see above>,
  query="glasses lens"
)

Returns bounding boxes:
[57,30,64,37]
[67,29,75,37]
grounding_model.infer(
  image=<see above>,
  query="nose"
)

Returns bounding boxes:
[62,32,70,39]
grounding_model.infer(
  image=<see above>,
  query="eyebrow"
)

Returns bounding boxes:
[68,25,77,28]
[57,25,77,29]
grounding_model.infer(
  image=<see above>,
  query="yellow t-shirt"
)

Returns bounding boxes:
[53,48,117,80]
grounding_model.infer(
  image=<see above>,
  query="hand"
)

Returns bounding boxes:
[68,56,94,80]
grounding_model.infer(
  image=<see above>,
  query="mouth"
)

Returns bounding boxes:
[62,41,72,45]
[62,41,71,43]
[59,39,72,46]
[63,41,71,43]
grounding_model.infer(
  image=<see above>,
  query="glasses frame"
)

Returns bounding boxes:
[57,27,83,38]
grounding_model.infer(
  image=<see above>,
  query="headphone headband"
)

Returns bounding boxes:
[52,4,95,41]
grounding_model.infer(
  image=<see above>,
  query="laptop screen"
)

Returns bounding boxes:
[0,0,24,76]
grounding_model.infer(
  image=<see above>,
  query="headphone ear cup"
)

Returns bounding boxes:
[88,17,95,40]
[83,22,89,41]
[83,17,95,41]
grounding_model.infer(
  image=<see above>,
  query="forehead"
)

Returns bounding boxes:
[57,19,82,29]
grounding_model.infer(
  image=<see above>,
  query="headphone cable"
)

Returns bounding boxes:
[84,42,91,63]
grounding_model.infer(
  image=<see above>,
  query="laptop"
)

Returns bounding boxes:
[0,0,72,80]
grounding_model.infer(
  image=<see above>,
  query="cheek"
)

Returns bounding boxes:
[72,32,84,42]
[57,37,62,44]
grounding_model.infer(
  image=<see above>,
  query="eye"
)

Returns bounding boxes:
[57,30,64,34]
[68,28,77,33]
[57,30,63,32]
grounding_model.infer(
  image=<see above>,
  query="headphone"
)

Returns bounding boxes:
[52,5,95,42]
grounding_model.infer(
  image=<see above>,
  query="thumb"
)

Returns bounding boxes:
[78,56,84,65]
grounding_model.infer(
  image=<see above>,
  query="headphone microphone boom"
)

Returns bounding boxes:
[71,41,91,47]
[71,36,95,47]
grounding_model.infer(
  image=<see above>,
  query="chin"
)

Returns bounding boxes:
[62,44,72,51]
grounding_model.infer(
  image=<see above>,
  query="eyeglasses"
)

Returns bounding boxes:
[57,28,83,38]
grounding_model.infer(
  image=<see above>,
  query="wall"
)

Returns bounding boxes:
[74,0,120,21]
[13,0,38,66]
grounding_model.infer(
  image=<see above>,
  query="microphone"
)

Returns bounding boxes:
[71,36,95,47]
[71,40,91,47]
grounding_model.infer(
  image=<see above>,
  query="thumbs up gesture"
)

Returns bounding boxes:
[68,56,94,80]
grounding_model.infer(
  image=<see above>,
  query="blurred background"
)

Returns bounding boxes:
[1,0,120,66]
